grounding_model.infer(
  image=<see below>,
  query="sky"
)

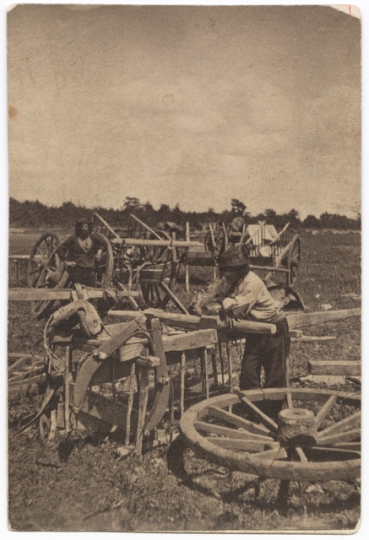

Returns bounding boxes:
[7,4,361,219]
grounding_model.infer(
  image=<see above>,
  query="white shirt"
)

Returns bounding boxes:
[197,271,284,323]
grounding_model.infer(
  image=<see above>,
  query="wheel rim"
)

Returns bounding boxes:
[27,232,60,289]
[180,388,360,481]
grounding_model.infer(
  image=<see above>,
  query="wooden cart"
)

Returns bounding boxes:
[26,213,205,318]
[214,220,301,286]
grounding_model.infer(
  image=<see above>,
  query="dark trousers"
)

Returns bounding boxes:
[239,318,290,390]
[67,266,95,287]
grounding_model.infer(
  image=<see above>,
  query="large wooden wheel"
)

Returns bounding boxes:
[27,232,60,289]
[180,388,360,482]
[283,234,301,286]
[214,222,229,260]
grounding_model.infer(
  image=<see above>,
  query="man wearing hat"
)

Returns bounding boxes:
[56,218,105,287]
[196,248,290,418]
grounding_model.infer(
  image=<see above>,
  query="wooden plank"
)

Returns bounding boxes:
[291,336,336,343]
[308,360,360,376]
[108,308,277,335]
[111,237,203,248]
[9,288,139,301]
[287,308,360,330]
[119,343,145,362]
[163,329,218,352]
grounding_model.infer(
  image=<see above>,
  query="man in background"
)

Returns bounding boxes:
[56,218,105,287]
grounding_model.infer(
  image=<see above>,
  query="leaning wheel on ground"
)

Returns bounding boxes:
[180,388,360,486]
[214,223,229,260]
[27,232,60,289]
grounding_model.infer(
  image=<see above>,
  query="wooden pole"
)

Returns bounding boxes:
[93,212,120,238]
[210,346,219,386]
[180,352,186,418]
[130,213,162,241]
[218,342,225,386]
[185,222,190,292]
[125,361,136,446]
[226,341,233,393]
[203,348,210,400]
[64,345,72,433]
[108,309,277,335]
[136,367,149,456]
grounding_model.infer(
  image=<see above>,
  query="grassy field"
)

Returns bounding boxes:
[7,230,361,532]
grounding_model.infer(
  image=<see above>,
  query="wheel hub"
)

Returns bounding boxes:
[277,408,317,447]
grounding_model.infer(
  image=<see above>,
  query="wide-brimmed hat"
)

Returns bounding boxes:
[218,249,249,269]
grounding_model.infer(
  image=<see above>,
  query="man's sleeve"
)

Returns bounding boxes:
[225,283,258,318]
[56,236,73,261]
[93,233,106,250]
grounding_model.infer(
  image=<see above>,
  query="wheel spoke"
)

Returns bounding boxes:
[305,446,360,461]
[239,394,278,431]
[295,447,308,462]
[194,421,274,442]
[317,411,360,438]
[332,441,361,451]
[253,445,287,460]
[317,428,360,447]
[315,395,337,428]
[207,405,272,436]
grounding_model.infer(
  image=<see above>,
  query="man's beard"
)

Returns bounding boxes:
[79,230,89,239]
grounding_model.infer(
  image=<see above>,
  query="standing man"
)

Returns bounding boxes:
[56,218,105,287]
[196,248,290,419]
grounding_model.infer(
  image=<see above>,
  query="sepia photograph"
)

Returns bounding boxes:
[6,3,362,533]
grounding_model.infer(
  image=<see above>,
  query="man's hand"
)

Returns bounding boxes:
[222,298,237,311]
[95,249,103,263]
[65,261,77,267]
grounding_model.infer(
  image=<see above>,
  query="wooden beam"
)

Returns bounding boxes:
[287,308,360,330]
[8,288,140,301]
[111,237,203,248]
[308,360,360,376]
[107,308,277,335]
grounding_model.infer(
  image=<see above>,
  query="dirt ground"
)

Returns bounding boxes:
[7,230,361,532]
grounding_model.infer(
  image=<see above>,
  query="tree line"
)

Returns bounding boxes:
[9,197,361,231]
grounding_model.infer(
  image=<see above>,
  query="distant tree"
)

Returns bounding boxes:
[122,197,143,213]
[157,203,171,222]
[264,208,277,222]
[231,199,247,215]
[303,214,321,228]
